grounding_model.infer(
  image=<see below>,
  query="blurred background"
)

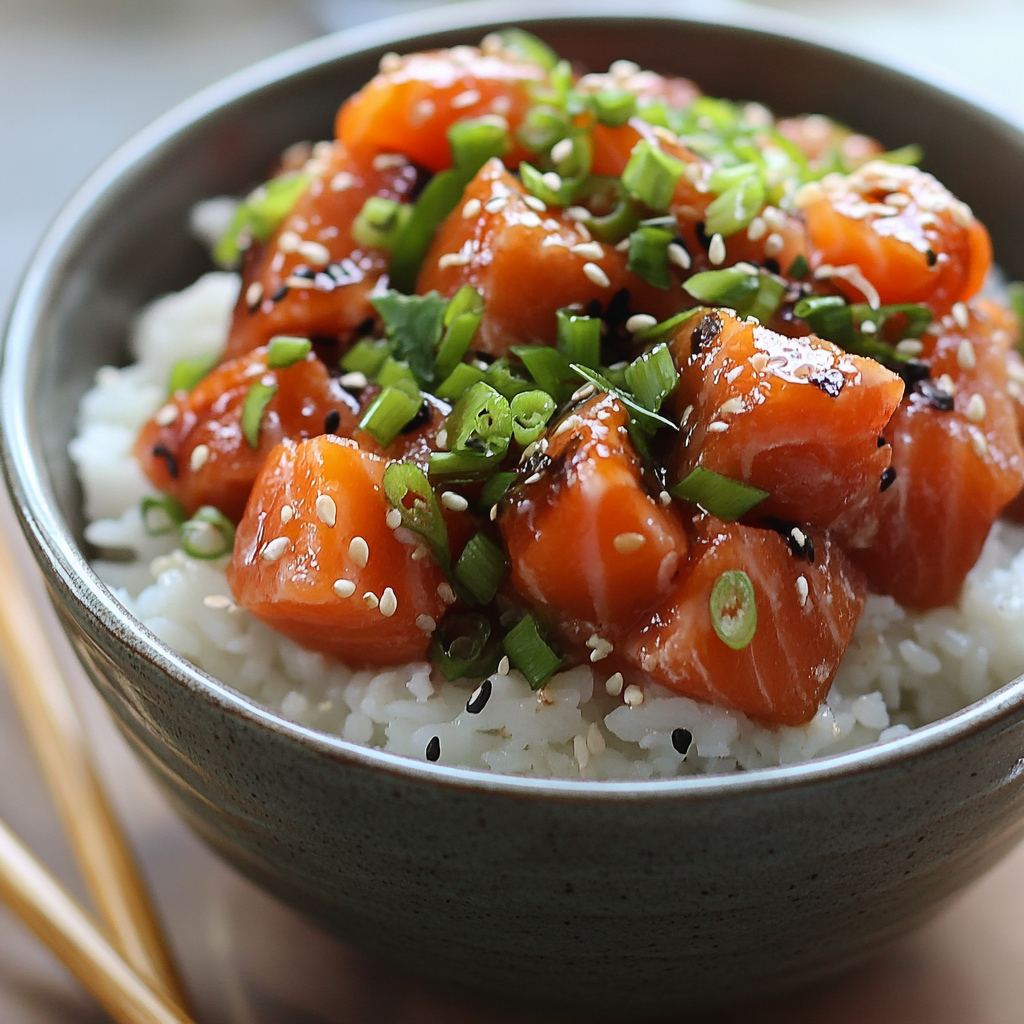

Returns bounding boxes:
[1,0,1024,1021]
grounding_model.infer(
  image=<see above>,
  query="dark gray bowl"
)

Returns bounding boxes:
[4,1,1024,1017]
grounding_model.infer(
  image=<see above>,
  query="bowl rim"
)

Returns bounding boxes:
[4,0,1024,802]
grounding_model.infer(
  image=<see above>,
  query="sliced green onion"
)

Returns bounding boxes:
[434,286,484,382]
[627,225,674,289]
[704,176,766,237]
[794,296,932,359]
[787,254,810,280]
[140,495,186,536]
[683,268,760,308]
[624,343,678,412]
[710,569,757,650]
[382,461,450,570]
[621,141,685,213]
[576,179,643,244]
[431,613,495,681]
[880,143,923,166]
[266,335,311,369]
[340,339,388,377]
[520,161,579,206]
[484,357,534,400]
[568,364,676,434]
[445,382,511,458]
[241,380,277,449]
[371,289,448,387]
[454,532,508,605]
[746,274,786,326]
[707,162,760,195]
[445,283,485,324]
[480,471,517,507]
[214,172,309,268]
[516,105,570,154]
[556,309,601,368]
[488,28,560,70]
[510,390,556,445]
[636,101,671,128]
[435,362,486,402]
[591,88,637,127]
[428,449,503,481]
[181,506,235,560]
[670,466,769,521]
[1008,283,1024,352]
[634,308,700,345]
[168,354,218,395]
[359,381,422,448]
[502,613,563,690]
[375,356,418,390]
[449,116,511,170]
[512,344,574,402]
[351,196,412,251]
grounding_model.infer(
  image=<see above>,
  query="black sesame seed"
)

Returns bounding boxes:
[877,435,887,448]
[585,298,603,319]
[400,400,432,434]
[290,264,315,279]
[762,517,815,562]
[356,317,376,335]
[691,311,722,355]
[270,284,289,303]
[915,379,955,412]
[926,249,938,267]
[671,728,693,755]
[897,360,931,387]
[425,736,441,762]
[466,679,492,715]
[762,257,781,275]
[880,467,897,492]
[695,221,710,250]
[152,444,178,479]
[323,410,341,435]
[808,368,845,398]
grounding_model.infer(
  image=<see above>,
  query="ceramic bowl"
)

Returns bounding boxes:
[4,1,1024,1016]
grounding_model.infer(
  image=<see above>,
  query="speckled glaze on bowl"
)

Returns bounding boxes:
[4,1,1024,1016]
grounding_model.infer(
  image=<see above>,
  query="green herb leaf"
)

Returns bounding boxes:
[181,506,235,560]
[787,254,810,280]
[710,569,757,650]
[502,613,563,689]
[266,335,312,369]
[383,461,450,571]
[1009,282,1024,353]
[371,290,448,388]
[480,470,517,507]
[241,380,278,449]
[634,308,700,345]
[484,357,534,400]
[879,143,923,166]
[670,466,769,521]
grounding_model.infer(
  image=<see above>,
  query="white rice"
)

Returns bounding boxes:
[70,270,1024,779]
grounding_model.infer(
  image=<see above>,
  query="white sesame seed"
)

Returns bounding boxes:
[659,490,672,507]
[583,262,611,288]
[441,491,469,512]
[969,426,989,458]
[519,211,542,228]
[763,232,785,257]
[667,243,691,270]
[298,240,331,266]
[680,404,694,427]
[587,635,614,662]
[586,721,606,756]
[605,672,624,697]
[245,281,264,308]
[349,536,369,568]
[497,655,510,676]
[571,241,605,260]
[795,575,809,608]
[379,51,401,73]
[386,507,402,530]
[330,171,356,192]
[451,88,481,109]
[340,371,368,390]
[937,373,956,396]
[966,393,987,422]
[615,237,631,252]
[550,137,574,164]
[626,313,658,334]
[435,428,448,451]
[957,340,977,370]
[746,217,767,241]
[203,594,233,610]
[484,196,508,214]
[523,195,547,212]
[706,421,730,433]
[565,205,590,221]
[860,320,877,334]
[952,302,970,329]
[411,543,429,561]
[154,403,178,426]
[894,338,924,358]
[523,472,542,486]
[277,230,301,253]
[438,249,472,269]
[717,397,744,416]
[280,505,294,524]
[362,591,379,609]
[379,587,398,617]
[791,527,807,547]
[708,233,726,265]
[573,735,590,771]
[613,532,647,554]
[372,153,407,171]
[189,444,210,472]
[315,494,337,527]
[489,505,498,521]
[623,684,645,707]
[415,614,436,634]
[333,578,356,598]
[571,383,596,402]
[284,276,312,290]
[410,98,436,125]
[462,197,482,219]
[261,537,289,562]
[541,171,563,192]
[491,95,511,115]
[437,582,457,604]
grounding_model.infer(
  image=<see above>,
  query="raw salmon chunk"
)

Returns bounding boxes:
[618,516,866,725]
[228,435,449,664]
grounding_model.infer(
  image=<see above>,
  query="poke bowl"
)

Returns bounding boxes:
[4,0,1024,1016]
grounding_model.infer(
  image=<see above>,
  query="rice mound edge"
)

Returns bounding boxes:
[68,269,1024,779]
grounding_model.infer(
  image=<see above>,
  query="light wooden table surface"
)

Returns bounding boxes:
[1,1,1023,1020]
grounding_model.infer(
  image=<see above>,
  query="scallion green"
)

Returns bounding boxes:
[434,285,483,382]
[787,254,810,280]
[555,309,601,367]
[670,466,769,521]
[634,308,700,345]
[502,613,563,690]
[591,88,637,127]
[428,449,503,481]
[431,612,496,680]
[340,339,388,377]
[351,196,412,251]
[435,362,487,402]
[181,506,235,560]
[703,176,766,237]
[454,532,508,605]
[480,471,517,507]
[382,461,450,569]
[266,336,312,369]
[709,569,758,650]
[627,225,674,289]
[484,358,534,400]
[214,172,309,268]
[358,381,422,448]
[683,267,760,308]
[488,28,560,70]
[241,380,278,449]
[624,343,678,412]
[140,495,186,536]
[621,141,685,213]
[510,390,556,445]
[168,354,218,395]
[1008,283,1024,352]
[745,274,786,326]
[568,364,677,434]
[512,344,574,402]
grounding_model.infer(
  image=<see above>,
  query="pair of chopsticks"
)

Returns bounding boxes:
[0,522,196,1024]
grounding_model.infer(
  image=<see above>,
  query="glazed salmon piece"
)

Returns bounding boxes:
[618,515,866,726]
[228,436,449,664]
[668,309,904,537]
[499,393,689,626]
[801,160,992,317]
[417,159,683,355]
[224,142,416,361]
[136,347,357,522]
[335,47,544,174]
[852,305,1024,608]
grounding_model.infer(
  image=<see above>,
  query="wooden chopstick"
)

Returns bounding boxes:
[0,814,194,1024]
[0,524,189,1011]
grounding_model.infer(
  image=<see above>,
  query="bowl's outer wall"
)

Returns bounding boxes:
[6,7,1024,1015]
